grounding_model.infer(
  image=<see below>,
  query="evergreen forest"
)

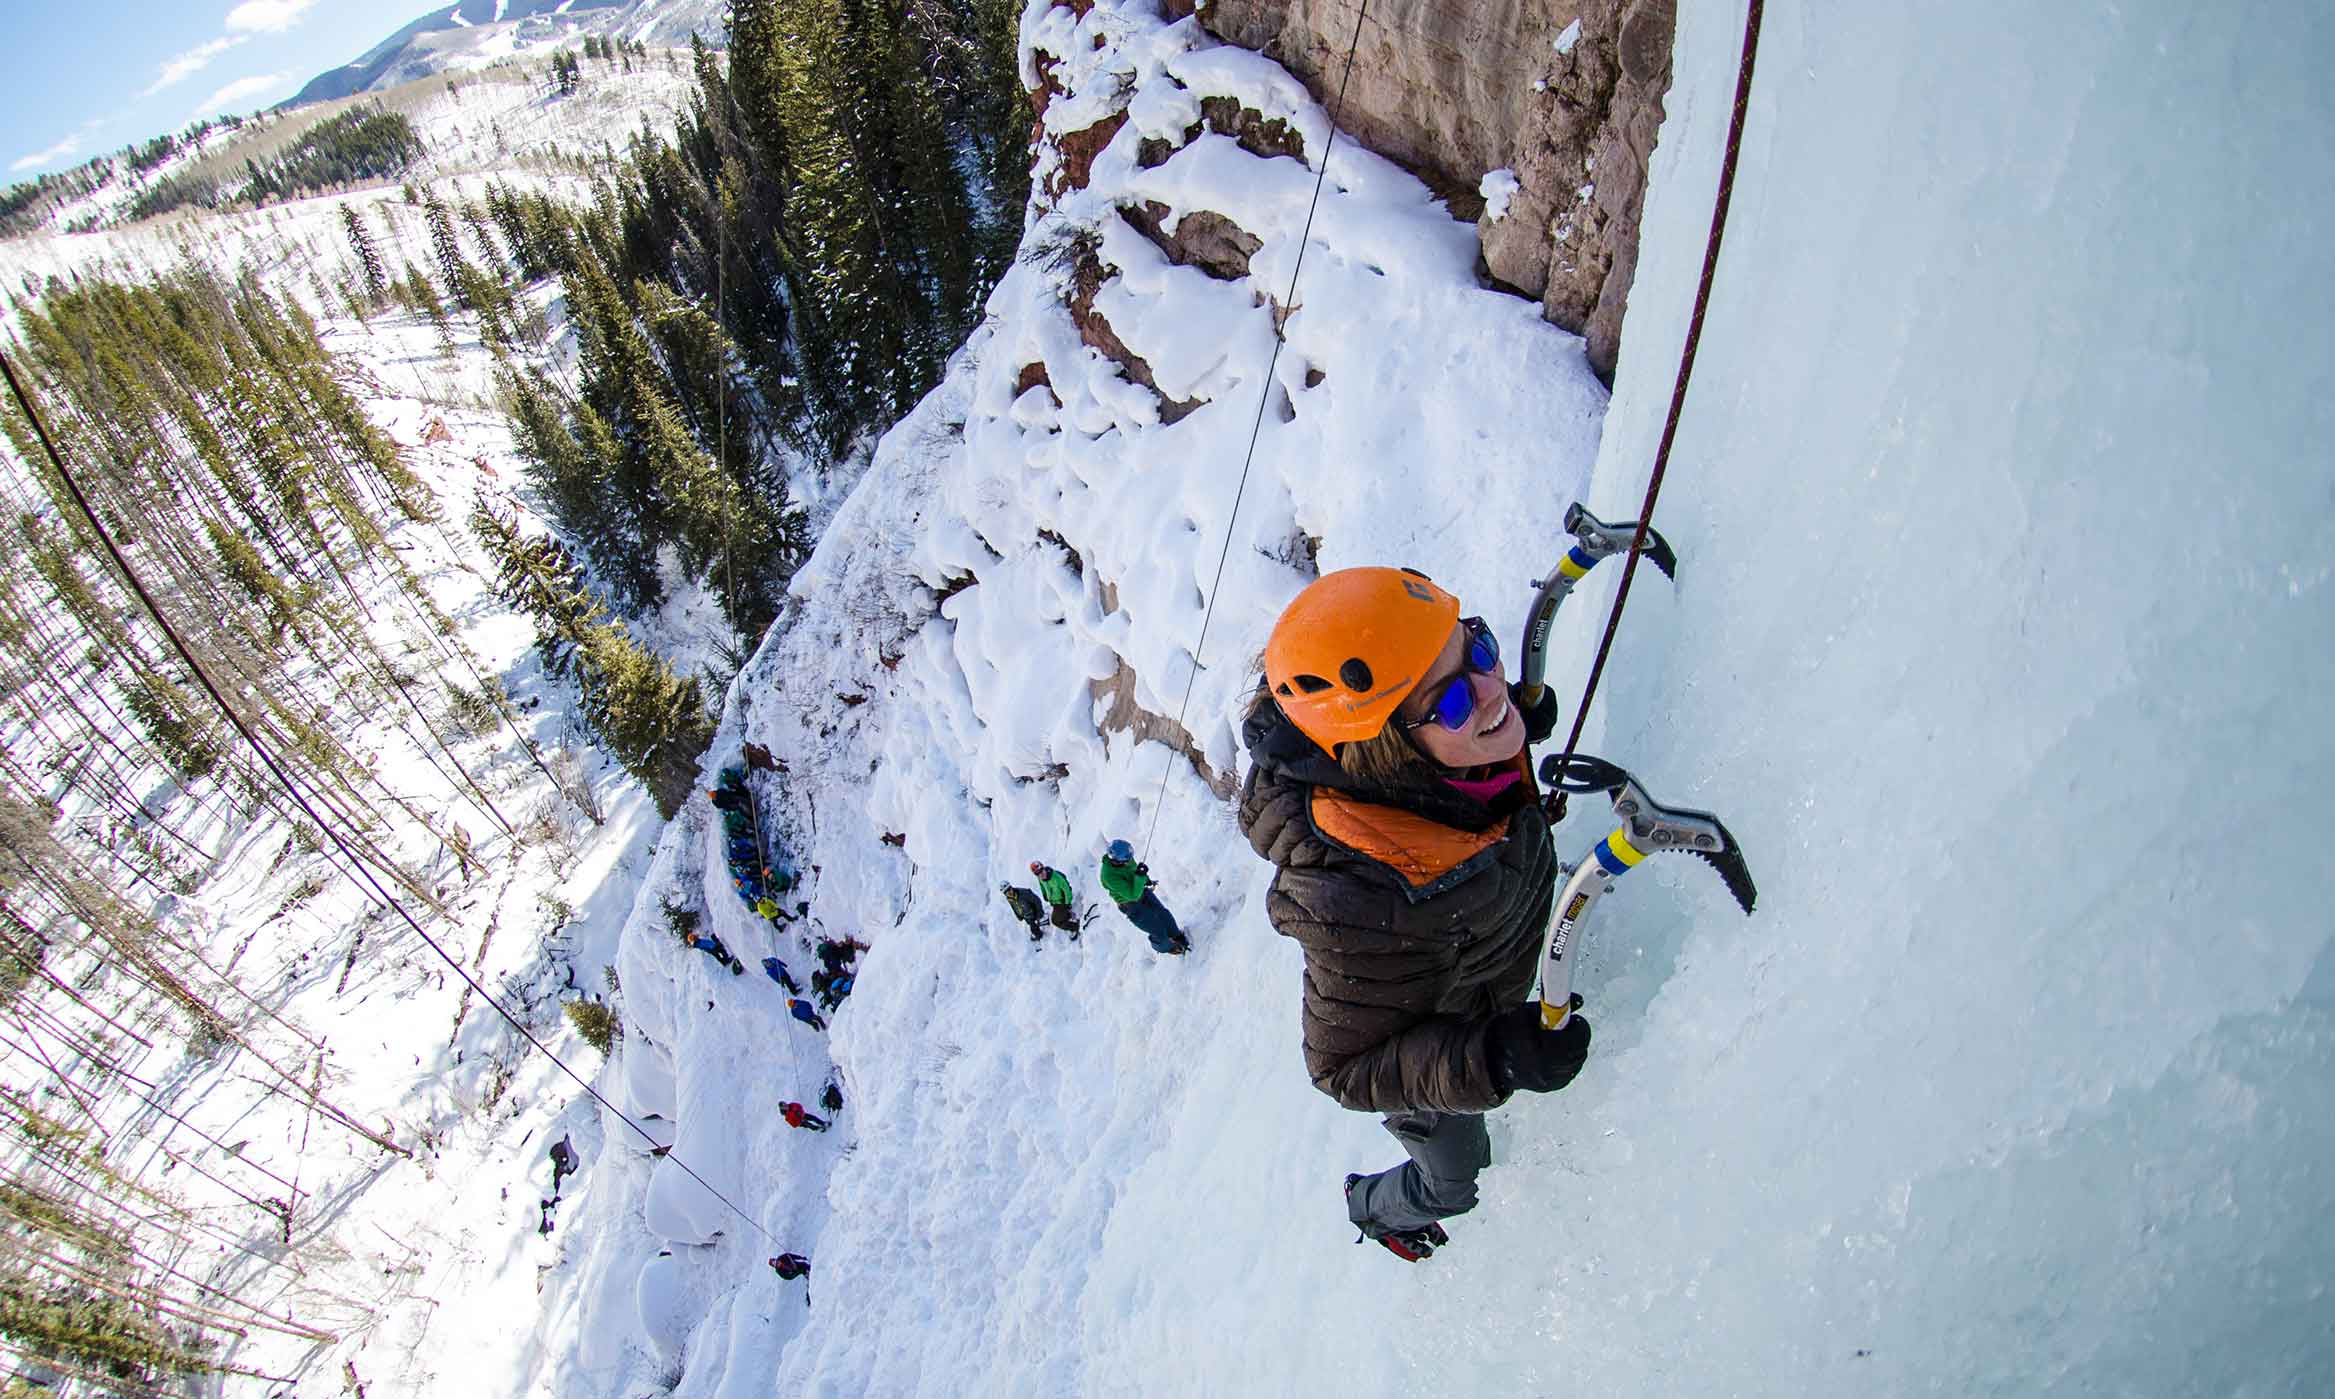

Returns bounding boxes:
[476,0,1029,644]
[128,106,428,224]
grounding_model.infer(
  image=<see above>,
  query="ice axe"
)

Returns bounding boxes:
[1514,503,1678,712]
[1531,755,1756,1030]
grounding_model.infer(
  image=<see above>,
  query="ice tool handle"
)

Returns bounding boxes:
[1533,764,1758,1029]
[1514,503,1678,707]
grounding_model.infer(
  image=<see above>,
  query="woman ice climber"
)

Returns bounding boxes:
[1238,566,1593,1262]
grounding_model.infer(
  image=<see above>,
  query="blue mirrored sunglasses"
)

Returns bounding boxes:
[1404,617,1501,732]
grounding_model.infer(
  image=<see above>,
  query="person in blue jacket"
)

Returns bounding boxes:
[688,933,744,975]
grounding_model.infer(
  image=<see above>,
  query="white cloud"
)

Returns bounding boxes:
[10,133,87,174]
[224,0,319,32]
[9,118,108,174]
[143,36,248,97]
[195,72,293,116]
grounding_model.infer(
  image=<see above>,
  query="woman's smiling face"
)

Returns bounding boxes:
[1399,620,1525,770]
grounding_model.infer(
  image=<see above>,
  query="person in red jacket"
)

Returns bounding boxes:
[780,1101,830,1132]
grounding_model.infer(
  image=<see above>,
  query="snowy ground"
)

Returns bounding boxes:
[0,358,676,1397]
[0,60,737,1399]
[4,48,694,257]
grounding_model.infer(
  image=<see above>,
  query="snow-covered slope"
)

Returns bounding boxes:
[0,61,722,1398]
[289,0,728,107]
[539,1,2332,1396]
[0,56,694,276]
[0,347,678,1397]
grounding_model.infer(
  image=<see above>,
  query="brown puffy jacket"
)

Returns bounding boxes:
[1238,698,1558,1115]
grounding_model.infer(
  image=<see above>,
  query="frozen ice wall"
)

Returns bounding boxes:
[1402,2,2333,1393]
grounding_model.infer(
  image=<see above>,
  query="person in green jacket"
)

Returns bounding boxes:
[1028,862,1080,937]
[1100,840,1188,954]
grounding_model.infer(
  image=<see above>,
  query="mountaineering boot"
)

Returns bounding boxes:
[1373,1222,1451,1263]
[1344,1173,1452,1262]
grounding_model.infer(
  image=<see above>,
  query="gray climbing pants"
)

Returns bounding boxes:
[1344,1110,1492,1237]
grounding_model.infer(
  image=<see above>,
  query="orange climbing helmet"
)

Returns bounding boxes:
[1264,566,1460,753]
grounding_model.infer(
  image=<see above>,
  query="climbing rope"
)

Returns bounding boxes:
[0,348,778,1245]
[1551,0,1766,778]
[1140,0,1374,860]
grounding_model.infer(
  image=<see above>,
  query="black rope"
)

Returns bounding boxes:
[0,348,776,1244]
[1550,0,1766,783]
[1140,0,1374,860]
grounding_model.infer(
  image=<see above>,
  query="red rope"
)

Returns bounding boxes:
[1553,0,1766,775]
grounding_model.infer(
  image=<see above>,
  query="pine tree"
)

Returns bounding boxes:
[466,505,711,814]
[730,0,980,425]
[562,998,619,1054]
[423,195,479,312]
[339,205,387,309]
[572,619,713,818]
[459,201,507,278]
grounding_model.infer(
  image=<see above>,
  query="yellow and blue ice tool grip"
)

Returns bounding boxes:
[1532,769,1756,1030]
[1514,504,1676,711]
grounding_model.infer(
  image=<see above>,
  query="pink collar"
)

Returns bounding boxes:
[1442,766,1522,803]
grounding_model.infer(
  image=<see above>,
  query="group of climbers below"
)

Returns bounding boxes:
[679,750,863,1293]
[715,765,800,924]
[998,843,1187,953]
[695,760,857,1043]
[764,936,866,1011]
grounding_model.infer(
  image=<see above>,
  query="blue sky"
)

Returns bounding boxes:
[4,0,438,181]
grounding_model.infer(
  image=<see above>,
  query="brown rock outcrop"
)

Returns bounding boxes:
[1484,0,1674,383]
[1090,654,1236,800]
[1066,246,1209,425]
[1046,111,1129,199]
[1118,203,1264,282]
[1192,0,1674,383]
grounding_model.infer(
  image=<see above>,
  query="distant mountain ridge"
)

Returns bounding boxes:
[287,0,728,108]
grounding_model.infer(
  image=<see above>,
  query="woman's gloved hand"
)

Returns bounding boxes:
[1509,681,1561,744]
[1484,995,1592,1094]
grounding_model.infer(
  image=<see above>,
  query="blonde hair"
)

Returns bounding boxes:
[1338,721,1440,787]
[1246,671,1445,789]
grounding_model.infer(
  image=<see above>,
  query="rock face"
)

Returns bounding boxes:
[1179,0,1674,383]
